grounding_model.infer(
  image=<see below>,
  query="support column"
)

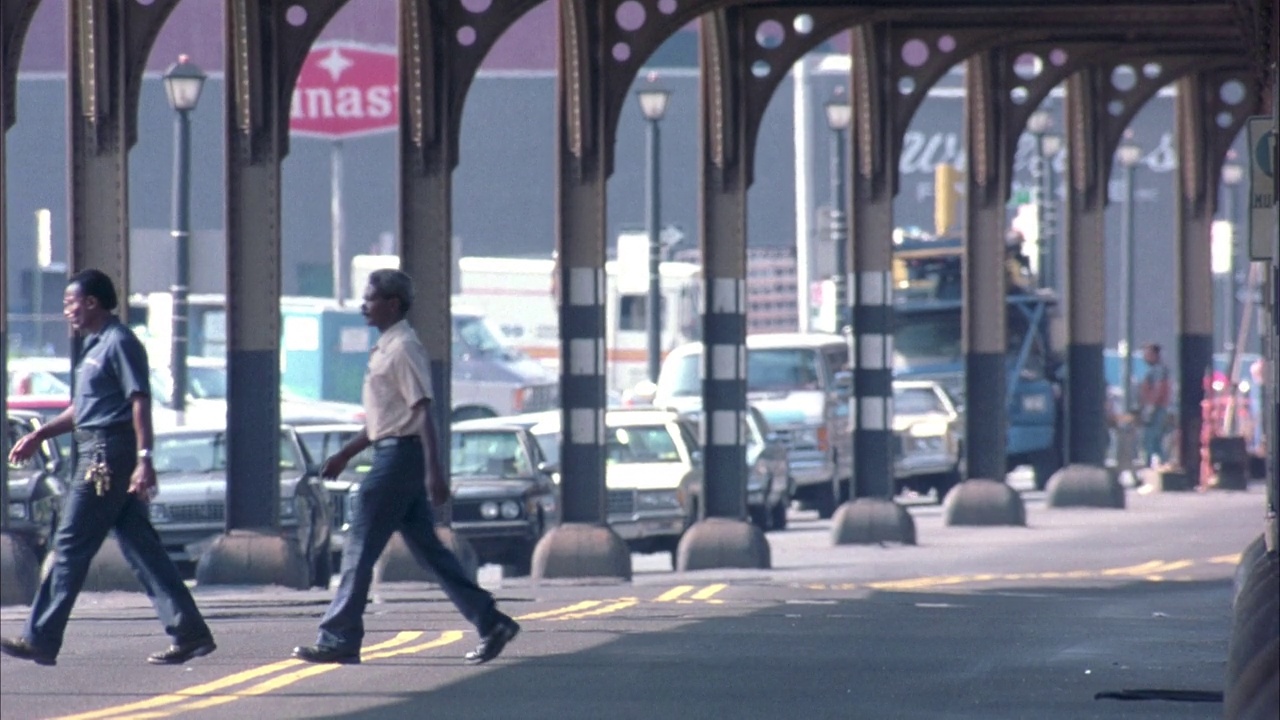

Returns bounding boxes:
[677,9,769,572]
[199,1,346,589]
[534,0,629,581]
[833,24,914,546]
[948,50,1026,526]
[1171,74,1215,489]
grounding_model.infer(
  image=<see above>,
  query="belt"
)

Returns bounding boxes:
[372,435,420,449]
[74,423,134,445]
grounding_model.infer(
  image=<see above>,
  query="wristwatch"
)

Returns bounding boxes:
[137,449,153,460]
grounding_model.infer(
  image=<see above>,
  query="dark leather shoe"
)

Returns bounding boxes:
[292,644,361,664]
[464,616,520,665]
[0,637,56,666]
[148,636,217,665]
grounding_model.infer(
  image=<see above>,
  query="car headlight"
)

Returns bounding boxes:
[480,501,500,520]
[1020,393,1049,413]
[912,436,946,452]
[636,490,681,510]
[500,500,521,519]
[9,502,28,521]
[150,503,170,523]
[279,498,296,519]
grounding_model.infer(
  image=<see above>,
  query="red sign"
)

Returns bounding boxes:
[290,42,398,140]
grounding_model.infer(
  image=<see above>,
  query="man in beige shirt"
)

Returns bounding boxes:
[291,269,519,665]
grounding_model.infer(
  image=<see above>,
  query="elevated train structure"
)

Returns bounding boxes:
[0,2,1275,716]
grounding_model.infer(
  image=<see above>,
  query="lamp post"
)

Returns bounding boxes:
[637,74,670,384]
[1221,153,1244,352]
[825,89,852,330]
[1116,138,1143,413]
[1027,110,1061,289]
[163,55,207,416]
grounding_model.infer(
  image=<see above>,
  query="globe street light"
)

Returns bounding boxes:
[1221,151,1245,353]
[636,73,670,383]
[1116,137,1143,413]
[824,88,852,329]
[1027,109,1060,289]
[163,54,206,416]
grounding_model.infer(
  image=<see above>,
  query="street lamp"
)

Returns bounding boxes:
[1221,152,1245,352]
[1116,137,1143,414]
[163,54,206,416]
[636,73,670,384]
[825,88,852,330]
[1027,109,1061,289]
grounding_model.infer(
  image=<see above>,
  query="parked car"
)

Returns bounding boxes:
[446,418,561,576]
[892,380,963,501]
[529,408,703,565]
[5,410,66,558]
[744,406,793,531]
[289,423,371,568]
[148,357,366,425]
[6,356,72,395]
[145,421,333,586]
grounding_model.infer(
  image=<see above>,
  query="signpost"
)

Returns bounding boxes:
[290,42,399,303]
[1246,116,1276,260]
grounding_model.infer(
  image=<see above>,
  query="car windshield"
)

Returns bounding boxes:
[747,348,823,392]
[607,424,682,464]
[154,431,298,473]
[453,315,524,362]
[895,306,1041,374]
[295,429,374,474]
[451,430,532,477]
[8,368,71,395]
[895,387,945,415]
[657,353,701,397]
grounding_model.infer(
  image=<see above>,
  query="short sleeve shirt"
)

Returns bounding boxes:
[362,319,435,440]
[1142,362,1171,405]
[73,318,151,429]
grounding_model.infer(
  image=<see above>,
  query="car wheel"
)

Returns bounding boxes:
[769,495,788,531]
[502,546,534,578]
[933,467,961,503]
[813,478,838,520]
[1031,448,1062,491]
[749,506,769,531]
[310,539,333,589]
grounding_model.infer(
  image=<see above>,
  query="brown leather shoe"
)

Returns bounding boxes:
[0,637,56,666]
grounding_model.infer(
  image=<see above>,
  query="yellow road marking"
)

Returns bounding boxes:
[655,586,695,602]
[690,584,727,601]
[515,600,603,620]
[106,633,466,719]
[48,632,425,720]
[1208,553,1243,565]
[555,598,639,620]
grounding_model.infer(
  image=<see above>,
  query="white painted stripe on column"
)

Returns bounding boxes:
[848,334,856,365]
[569,338,598,374]
[859,271,892,305]
[712,278,742,313]
[884,335,894,368]
[848,399,859,429]
[710,410,739,446]
[859,334,886,370]
[568,267,599,306]
[569,408,601,444]
[860,397,886,430]
[885,396,893,425]
[710,344,740,380]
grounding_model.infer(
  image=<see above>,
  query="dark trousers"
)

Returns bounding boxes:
[316,438,497,651]
[24,429,211,656]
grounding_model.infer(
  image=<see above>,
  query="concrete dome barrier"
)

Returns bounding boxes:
[1225,636,1279,720]
[1224,550,1279,720]
[831,498,917,545]
[196,530,309,589]
[39,535,144,594]
[1232,534,1267,609]
[0,534,41,606]
[677,518,770,571]
[374,528,478,584]
[942,479,1026,526]
[1045,464,1125,509]
[532,523,631,581]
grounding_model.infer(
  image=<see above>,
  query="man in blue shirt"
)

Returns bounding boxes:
[1138,343,1172,466]
[2,269,215,666]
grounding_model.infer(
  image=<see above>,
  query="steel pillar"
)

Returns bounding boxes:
[1060,68,1110,467]
[962,51,1011,483]
[200,0,350,589]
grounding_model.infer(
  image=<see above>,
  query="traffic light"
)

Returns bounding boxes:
[934,163,961,236]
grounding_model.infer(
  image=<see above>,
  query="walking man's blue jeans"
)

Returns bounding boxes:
[1142,407,1167,464]
[23,431,211,658]
[316,438,498,651]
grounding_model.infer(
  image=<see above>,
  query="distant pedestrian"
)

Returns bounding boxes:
[291,269,519,665]
[2,269,216,666]
[1138,343,1172,465]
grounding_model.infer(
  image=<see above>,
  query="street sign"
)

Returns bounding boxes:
[1246,116,1275,260]
[290,42,398,140]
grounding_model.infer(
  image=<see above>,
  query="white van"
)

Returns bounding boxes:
[653,333,851,518]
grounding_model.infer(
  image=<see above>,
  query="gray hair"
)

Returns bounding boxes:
[368,268,414,315]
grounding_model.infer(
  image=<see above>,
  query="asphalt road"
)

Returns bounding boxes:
[0,483,1266,720]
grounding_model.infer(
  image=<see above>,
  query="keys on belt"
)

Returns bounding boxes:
[85,447,111,496]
